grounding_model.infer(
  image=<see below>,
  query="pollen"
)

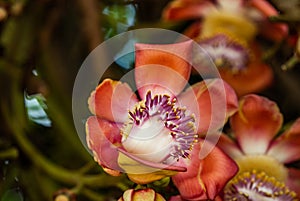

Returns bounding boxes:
[235,155,288,182]
[224,170,298,201]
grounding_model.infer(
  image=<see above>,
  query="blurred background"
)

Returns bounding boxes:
[0,0,299,200]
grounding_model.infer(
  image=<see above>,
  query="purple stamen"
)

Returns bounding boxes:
[224,170,297,201]
[199,34,250,72]
[122,91,198,161]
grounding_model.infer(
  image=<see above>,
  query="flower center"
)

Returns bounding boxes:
[201,8,257,42]
[121,91,197,163]
[224,170,297,201]
[198,34,250,72]
[236,155,288,182]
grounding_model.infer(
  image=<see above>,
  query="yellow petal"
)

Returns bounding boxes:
[118,153,178,184]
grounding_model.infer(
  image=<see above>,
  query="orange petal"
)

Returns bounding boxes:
[178,79,238,134]
[248,0,288,41]
[168,195,223,201]
[88,79,138,123]
[267,118,300,163]
[219,42,273,96]
[214,196,223,201]
[217,134,244,159]
[219,62,273,97]
[248,0,277,16]
[135,41,192,99]
[167,195,226,201]
[197,142,238,199]
[172,141,238,200]
[162,0,214,21]
[183,21,203,39]
[259,21,289,42]
[231,94,283,155]
[86,116,122,174]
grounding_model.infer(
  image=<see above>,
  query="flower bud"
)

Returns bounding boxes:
[53,189,76,201]
[0,7,7,21]
[118,188,165,201]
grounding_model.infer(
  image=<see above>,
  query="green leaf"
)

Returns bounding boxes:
[270,0,300,22]
[102,4,136,39]
[24,93,51,127]
[1,189,24,201]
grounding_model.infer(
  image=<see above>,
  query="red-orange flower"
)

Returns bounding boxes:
[163,0,289,96]
[86,40,238,198]
[218,94,300,199]
[172,141,238,200]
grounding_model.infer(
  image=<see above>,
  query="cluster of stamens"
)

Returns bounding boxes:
[199,34,250,72]
[224,170,298,201]
[122,91,198,161]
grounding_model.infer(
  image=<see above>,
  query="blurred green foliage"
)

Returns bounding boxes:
[2,189,23,201]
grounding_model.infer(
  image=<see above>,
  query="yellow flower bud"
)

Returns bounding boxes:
[118,189,166,201]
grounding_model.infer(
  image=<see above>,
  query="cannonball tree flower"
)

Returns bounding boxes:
[217,94,300,200]
[118,188,165,201]
[163,0,288,96]
[85,40,238,198]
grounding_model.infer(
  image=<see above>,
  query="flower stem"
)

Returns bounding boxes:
[281,54,300,71]
[81,188,106,201]
[2,101,123,189]
[14,123,122,187]
[263,41,283,61]
[0,147,18,159]
[269,15,299,23]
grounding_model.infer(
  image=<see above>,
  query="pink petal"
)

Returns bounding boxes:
[217,134,244,159]
[168,195,223,201]
[178,79,238,134]
[88,79,138,123]
[267,118,300,163]
[286,168,300,197]
[162,0,214,21]
[231,94,283,155]
[214,196,223,201]
[248,0,278,16]
[166,195,228,201]
[248,0,288,41]
[172,141,238,200]
[86,116,122,174]
[135,41,192,99]
[168,195,183,201]
[168,195,222,201]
